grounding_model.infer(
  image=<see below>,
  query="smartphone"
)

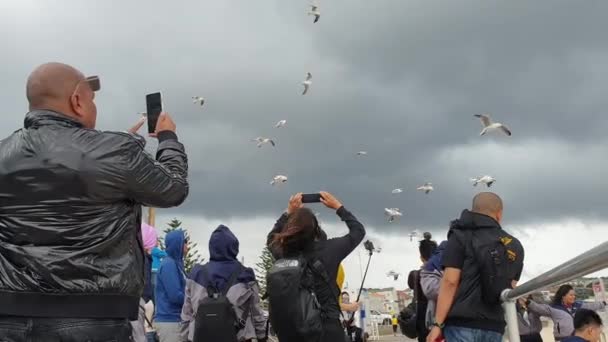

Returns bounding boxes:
[302,193,322,203]
[145,92,163,134]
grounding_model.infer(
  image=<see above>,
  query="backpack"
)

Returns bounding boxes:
[399,270,419,338]
[192,265,251,342]
[266,256,331,342]
[462,228,518,305]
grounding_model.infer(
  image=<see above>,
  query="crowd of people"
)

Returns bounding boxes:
[0,62,605,342]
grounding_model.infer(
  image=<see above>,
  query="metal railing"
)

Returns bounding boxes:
[501,241,608,342]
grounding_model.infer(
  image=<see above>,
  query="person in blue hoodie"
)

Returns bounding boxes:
[155,229,188,342]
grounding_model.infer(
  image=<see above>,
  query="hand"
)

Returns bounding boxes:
[343,302,361,312]
[426,326,442,342]
[151,112,176,137]
[128,116,146,134]
[287,193,303,215]
[320,191,342,210]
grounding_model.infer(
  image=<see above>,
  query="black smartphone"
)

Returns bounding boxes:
[302,193,322,203]
[145,92,163,134]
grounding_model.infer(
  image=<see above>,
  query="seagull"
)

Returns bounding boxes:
[251,137,276,148]
[391,188,404,194]
[408,230,420,242]
[417,182,434,194]
[275,120,287,128]
[356,151,368,156]
[470,175,496,187]
[386,270,401,281]
[302,72,312,95]
[192,96,205,107]
[474,114,512,136]
[308,4,321,23]
[384,208,403,223]
[270,175,288,186]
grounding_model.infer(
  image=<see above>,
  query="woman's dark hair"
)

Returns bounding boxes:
[272,208,320,254]
[553,284,574,305]
[419,232,438,261]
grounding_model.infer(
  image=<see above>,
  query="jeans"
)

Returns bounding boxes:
[0,316,132,342]
[443,326,502,342]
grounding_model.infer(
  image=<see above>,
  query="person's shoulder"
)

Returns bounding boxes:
[100,130,146,149]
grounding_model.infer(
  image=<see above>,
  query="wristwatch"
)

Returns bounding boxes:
[432,322,445,329]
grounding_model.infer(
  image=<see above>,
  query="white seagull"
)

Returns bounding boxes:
[474,114,512,136]
[275,120,287,128]
[302,72,312,95]
[384,208,403,223]
[270,175,288,186]
[192,96,205,107]
[251,137,276,148]
[356,151,368,156]
[309,4,321,23]
[392,188,404,194]
[417,182,434,194]
[386,270,401,281]
[470,175,496,187]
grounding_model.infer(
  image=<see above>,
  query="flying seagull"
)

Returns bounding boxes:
[474,114,511,136]
[192,96,205,107]
[470,175,496,187]
[408,230,420,242]
[356,151,368,156]
[392,188,404,194]
[384,208,402,223]
[417,182,434,194]
[386,270,401,281]
[275,120,287,128]
[309,4,321,23]
[270,175,288,186]
[302,72,312,95]
[251,137,275,148]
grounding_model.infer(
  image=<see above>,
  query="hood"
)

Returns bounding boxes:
[450,209,501,231]
[425,240,448,272]
[141,223,158,251]
[165,229,186,261]
[209,225,239,262]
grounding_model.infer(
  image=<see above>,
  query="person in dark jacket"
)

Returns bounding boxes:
[155,230,188,342]
[562,309,604,342]
[267,192,366,342]
[426,192,524,342]
[181,225,267,342]
[0,62,188,341]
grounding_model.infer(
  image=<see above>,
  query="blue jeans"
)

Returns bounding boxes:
[0,316,132,342]
[443,326,502,342]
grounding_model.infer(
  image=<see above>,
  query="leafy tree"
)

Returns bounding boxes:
[162,218,203,274]
[255,246,275,303]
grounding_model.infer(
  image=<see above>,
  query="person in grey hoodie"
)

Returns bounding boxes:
[181,225,267,342]
[517,297,543,342]
[528,284,606,341]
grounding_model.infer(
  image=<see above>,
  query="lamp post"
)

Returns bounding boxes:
[147,207,156,226]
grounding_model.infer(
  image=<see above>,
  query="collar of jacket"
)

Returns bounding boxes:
[24,110,84,129]
[451,209,502,231]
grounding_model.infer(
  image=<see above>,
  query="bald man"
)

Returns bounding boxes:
[0,62,189,341]
[426,192,524,342]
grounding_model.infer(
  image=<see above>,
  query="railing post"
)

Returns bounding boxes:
[502,289,521,342]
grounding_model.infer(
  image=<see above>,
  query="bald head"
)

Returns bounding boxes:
[25,63,98,128]
[472,192,503,222]
[26,62,84,111]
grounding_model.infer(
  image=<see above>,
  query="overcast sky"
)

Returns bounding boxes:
[2,0,608,289]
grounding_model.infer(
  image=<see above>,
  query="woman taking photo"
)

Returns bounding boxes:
[266,192,366,342]
[527,284,606,340]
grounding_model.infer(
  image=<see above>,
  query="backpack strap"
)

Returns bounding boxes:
[200,265,218,297]
[222,265,244,297]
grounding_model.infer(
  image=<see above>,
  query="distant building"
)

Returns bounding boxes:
[365,287,402,314]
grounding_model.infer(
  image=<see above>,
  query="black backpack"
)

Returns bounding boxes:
[462,228,518,305]
[266,256,329,342]
[192,265,251,342]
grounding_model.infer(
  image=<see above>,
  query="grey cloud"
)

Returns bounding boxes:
[1,0,607,230]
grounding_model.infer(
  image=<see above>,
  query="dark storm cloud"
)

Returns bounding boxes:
[1,0,607,230]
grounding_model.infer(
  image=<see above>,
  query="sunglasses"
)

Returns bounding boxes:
[73,75,101,95]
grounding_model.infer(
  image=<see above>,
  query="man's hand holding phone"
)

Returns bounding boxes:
[150,112,177,138]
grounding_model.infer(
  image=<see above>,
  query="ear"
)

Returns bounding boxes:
[70,92,85,118]
[495,210,503,223]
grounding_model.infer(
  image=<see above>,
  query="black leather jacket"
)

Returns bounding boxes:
[0,110,189,319]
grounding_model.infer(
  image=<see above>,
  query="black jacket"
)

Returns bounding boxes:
[441,210,524,334]
[267,207,365,323]
[0,110,189,319]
